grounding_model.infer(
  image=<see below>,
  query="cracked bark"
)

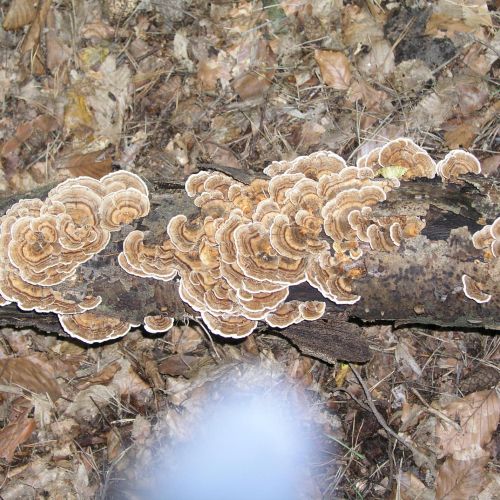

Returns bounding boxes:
[0,171,498,364]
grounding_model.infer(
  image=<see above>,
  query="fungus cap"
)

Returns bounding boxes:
[265,301,303,327]
[100,188,150,231]
[378,138,436,180]
[462,274,491,304]
[200,311,257,338]
[436,150,481,180]
[58,312,136,343]
[144,315,175,333]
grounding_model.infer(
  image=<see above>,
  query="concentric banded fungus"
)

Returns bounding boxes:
[0,171,150,340]
[461,275,491,304]
[436,150,481,181]
[4,141,490,343]
[378,138,436,180]
[114,141,463,338]
[59,312,136,343]
[472,217,500,259]
[322,186,387,242]
[144,315,175,333]
[265,300,326,328]
[201,311,257,338]
[234,222,307,285]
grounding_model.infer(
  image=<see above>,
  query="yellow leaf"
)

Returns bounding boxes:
[335,363,350,387]
[377,166,408,179]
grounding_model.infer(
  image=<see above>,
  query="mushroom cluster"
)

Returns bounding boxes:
[119,138,438,338]
[0,171,149,342]
[462,217,500,304]
[1,138,492,343]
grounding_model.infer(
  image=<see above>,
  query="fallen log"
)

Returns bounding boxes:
[0,143,498,363]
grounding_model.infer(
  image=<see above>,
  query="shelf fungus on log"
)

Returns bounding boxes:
[461,216,500,304]
[0,171,149,342]
[1,138,499,345]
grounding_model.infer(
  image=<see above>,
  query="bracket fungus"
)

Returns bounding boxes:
[1,139,496,342]
[461,216,499,304]
[0,171,150,342]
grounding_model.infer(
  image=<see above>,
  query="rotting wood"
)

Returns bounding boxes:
[0,171,498,363]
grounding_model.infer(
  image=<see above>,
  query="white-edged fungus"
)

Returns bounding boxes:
[3,141,492,343]
[144,315,175,334]
[461,274,491,304]
[0,171,151,341]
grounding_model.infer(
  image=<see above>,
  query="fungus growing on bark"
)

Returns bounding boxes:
[472,217,500,259]
[0,171,151,340]
[3,141,492,343]
[357,138,436,180]
[436,150,481,181]
[461,275,491,304]
[144,315,175,334]
[59,312,136,343]
[266,300,326,328]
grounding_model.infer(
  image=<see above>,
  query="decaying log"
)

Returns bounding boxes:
[0,169,498,364]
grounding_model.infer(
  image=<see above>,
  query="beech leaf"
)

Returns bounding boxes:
[314,50,351,90]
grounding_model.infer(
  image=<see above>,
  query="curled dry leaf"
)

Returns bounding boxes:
[0,408,36,461]
[314,50,351,91]
[435,455,489,500]
[435,389,500,459]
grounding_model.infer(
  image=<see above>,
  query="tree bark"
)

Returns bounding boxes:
[0,171,498,363]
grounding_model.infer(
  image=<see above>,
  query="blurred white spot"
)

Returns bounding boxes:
[142,389,314,500]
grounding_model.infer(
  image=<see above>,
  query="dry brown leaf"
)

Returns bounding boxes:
[0,356,61,401]
[480,155,500,178]
[158,354,199,377]
[232,39,275,100]
[299,121,326,148]
[347,80,390,112]
[106,427,122,461]
[443,122,479,149]
[1,114,59,158]
[341,4,384,47]
[425,0,492,38]
[46,9,70,71]
[357,40,395,80]
[76,361,120,390]
[314,50,351,90]
[205,142,241,169]
[0,408,36,461]
[451,74,490,117]
[198,56,231,91]
[19,0,51,74]
[393,471,434,500]
[57,150,113,179]
[80,21,116,40]
[170,325,204,354]
[110,359,151,399]
[436,455,489,500]
[64,385,118,422]
[2,0,37,30]
[436,389,500,459]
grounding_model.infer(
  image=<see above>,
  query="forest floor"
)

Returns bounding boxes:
[0,0,499,498]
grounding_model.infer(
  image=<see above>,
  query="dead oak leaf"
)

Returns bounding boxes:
[314,50,351,91]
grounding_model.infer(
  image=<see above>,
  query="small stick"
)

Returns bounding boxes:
[348,363,433,469]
